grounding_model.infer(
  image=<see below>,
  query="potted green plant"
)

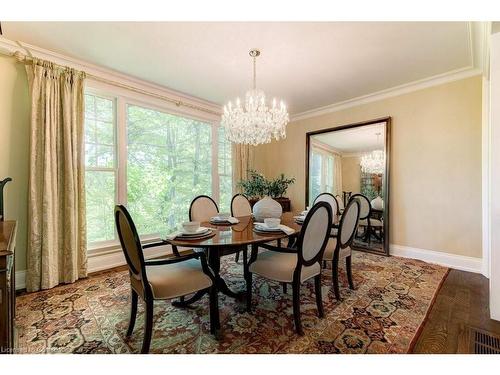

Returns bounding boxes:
[238,170,295,214]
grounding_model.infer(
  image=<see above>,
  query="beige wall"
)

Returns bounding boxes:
[254,76,482,258]
[0,55,30,271]
[341,156,361,193]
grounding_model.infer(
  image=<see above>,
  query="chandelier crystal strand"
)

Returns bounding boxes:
[221,49,289,145]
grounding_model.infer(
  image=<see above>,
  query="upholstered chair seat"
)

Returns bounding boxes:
[322,237,352,261]
[249,251,321,283]
[145,259,213,300]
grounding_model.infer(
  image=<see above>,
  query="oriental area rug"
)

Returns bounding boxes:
[16,251,448,354]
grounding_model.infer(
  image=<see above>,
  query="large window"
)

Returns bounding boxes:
[84,92,232,248]
[127,104,213,235]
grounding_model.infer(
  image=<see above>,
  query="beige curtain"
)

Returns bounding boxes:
[333,154,343,196]
[26,59,87,292]
[232,143,253,193]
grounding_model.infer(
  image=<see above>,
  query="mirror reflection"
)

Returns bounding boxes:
[307,120,389,255]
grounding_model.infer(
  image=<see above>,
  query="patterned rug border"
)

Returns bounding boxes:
[406,267,450,353]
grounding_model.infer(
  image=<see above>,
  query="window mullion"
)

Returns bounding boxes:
[212,123,220,206]
[116,97,127,206]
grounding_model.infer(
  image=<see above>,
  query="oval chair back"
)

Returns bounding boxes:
[313,192,338,225]
[189,195,219,222]
[338,198,361,249]
[296,201,333,266]
[115,205,150,298]
[335,194,344,211]
[350,193,370,220]
[231,194,252,217]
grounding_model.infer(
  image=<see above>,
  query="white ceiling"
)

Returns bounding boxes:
[3,22,472,114]
[312,123,386,154]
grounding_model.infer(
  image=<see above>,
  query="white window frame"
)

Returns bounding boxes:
[85,82,229,255]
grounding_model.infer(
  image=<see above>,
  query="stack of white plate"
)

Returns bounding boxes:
[177,227,212,239]
[253,223,283,233]
[209,216,239,224]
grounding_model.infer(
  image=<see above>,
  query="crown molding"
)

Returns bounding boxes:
[291,66,482,122]
[470,21,492,79]
[0,36,222,116]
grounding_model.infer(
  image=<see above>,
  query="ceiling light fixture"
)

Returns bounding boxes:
[221,49,289,145]
[360,133,385,174]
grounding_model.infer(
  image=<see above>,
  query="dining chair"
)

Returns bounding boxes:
[189,195,219,222]
[350,193,381,246]
[335,194,344,212]
[313,192,339,229]
[115,205,220,353]
[322,198,360,300]
[244,201,332,335]
[231,194,252,263]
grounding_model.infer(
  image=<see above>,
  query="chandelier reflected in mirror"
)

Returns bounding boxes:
[360,132,385,174]
[360,150,385,174]
[221,49,289,145]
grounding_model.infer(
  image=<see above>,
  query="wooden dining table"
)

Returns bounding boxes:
[161,212,302,306]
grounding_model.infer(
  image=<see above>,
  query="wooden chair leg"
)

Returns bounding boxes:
[209,286,220,335]
[292,282,304,335]
[245,272,253,312]
[332,254,341,300]
[314,275,324,318]
[346,256,355,290]
[282,283,287,294]
[141,299,154,354]
[126,289,138,337]
[235,251,240,263]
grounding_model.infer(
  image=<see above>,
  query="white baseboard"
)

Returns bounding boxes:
[390,244,483,275]
[87,244,171,274]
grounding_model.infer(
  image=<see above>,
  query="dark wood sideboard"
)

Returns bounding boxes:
[0,221,16,354]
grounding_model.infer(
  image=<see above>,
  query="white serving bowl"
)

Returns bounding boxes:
[218,212,230,219]
[264,218,281,229]
[182,221,200,234]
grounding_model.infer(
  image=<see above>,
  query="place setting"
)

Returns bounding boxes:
[293,207,309,224]
[253,217,295,235]
[165,221,215,241]
[209,212,240,225]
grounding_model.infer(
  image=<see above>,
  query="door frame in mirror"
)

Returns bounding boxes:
[305,116,391,256]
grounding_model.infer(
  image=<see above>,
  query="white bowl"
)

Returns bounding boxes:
[264,218,281,229]
[182,221,200,234]
[218,212,230,219]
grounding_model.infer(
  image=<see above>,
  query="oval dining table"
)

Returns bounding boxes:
[160,212,302,307]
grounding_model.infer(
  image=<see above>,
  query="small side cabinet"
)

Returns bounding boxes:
[0,221,17,354]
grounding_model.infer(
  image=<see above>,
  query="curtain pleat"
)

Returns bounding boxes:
[334,154,343,196]
[232,143,253,193]
[26,59,87,292]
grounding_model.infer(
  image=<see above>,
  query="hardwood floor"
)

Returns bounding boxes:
[413,269,500,353]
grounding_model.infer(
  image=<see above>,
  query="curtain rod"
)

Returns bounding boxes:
[12,51,221,117]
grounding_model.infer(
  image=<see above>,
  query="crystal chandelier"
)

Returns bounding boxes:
[221,49,289,145]
[360,150,385,174]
